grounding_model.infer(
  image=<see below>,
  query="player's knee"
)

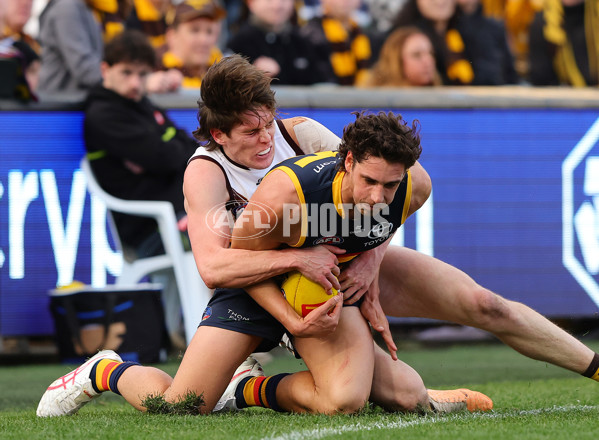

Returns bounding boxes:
[322,387,370,414]
[469,287,512,327]
[389,388,429,413]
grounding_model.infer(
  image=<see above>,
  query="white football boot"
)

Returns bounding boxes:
[212,355,264,413]
[37,350,123,417]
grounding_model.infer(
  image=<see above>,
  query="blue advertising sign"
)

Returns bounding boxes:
[1,108,598,336]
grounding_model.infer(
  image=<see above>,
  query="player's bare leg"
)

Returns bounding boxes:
[275,307,375,414]
[117,327,261,412]
[369,343,429,411]
[378,245,597,376]
[369,343,492,412]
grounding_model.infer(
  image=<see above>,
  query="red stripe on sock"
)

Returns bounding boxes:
[101,361,120,391]
[252,376,267,407]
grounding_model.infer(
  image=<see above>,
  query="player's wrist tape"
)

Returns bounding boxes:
[582,352,599,380]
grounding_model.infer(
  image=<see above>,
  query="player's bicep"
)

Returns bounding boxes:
[231,170,296,251]
[184,159,233,254]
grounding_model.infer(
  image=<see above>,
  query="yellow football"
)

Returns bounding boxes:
[281,271,339,318]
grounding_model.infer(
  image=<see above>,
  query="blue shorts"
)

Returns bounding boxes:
[198,287,287,353]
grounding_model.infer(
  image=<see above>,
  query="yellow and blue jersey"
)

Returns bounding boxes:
[271,151,411,263]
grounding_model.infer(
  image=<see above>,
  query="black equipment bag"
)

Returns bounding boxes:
[49,284,169,364]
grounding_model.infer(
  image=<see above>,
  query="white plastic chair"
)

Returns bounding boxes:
[80,157,212,345]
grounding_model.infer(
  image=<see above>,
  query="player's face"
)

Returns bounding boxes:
[343,153,406,215]
[101,61,152,102]
[212,108,276,169]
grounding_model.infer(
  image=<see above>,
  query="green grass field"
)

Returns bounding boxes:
[2,340,599,439]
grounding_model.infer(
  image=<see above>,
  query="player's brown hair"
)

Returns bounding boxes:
[337,111,422,170]
[193,55,277,151]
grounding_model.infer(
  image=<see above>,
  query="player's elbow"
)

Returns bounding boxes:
[200,273,219,290]
[196,259,221,289]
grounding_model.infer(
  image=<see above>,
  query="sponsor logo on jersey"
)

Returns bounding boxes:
[313,160,337,173]
[201,306,212,321]
[367,221,393,239]
[313,236,344,245]
[226,309,250,321]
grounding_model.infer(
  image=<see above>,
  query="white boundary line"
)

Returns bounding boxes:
[261,405,599,440]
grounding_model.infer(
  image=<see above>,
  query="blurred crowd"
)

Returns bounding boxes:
[1,0,598,102]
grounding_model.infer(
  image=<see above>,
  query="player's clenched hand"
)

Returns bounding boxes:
[360,283,398,361]
[289,295,342,338]
[293,245,345,294]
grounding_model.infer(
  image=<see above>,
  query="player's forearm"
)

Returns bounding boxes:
[244,280,298,331]
[197,247,303,289]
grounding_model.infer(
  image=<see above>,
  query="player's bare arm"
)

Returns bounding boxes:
[282,117,342,154]
[231,169,342,337]
[360,270,398,361]
[183,159,340,289]
[406,161,431,217]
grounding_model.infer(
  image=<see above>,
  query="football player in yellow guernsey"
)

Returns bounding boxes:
[38,55,599,419]
[225,112,492,414]
[38,55,489,418]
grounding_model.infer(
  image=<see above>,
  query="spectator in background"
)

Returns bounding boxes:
[300,0,372,85]
[1,0,33,101]
[359,26,441,87]
[91,0,133,41]
[363,0,407,58]
[1,0,40,54]
[37,0,103,95]
[479,0,542,80]
[127,0,183,94]
[393,0,474,85]
[126,0,172,49]
[0,0,40,96]
[227,0,327,85]
[528,0,598,87]
[84,30,198,347]
[157,0,226,88]
[393,0,518,85]
[456,0,519,85]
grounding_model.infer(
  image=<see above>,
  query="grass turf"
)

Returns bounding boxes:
[1,340,598,439]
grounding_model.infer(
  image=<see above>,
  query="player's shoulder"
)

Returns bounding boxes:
[252,167,299,210]
[280,116,316,130]
[280,117,309,138]
[185,153,228,188]
[280,117,340,154]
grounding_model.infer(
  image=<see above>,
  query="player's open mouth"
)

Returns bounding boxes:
[257,147,272,156]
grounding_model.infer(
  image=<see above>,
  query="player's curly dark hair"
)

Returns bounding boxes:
[193,55,277,151]
[337,111,422,171]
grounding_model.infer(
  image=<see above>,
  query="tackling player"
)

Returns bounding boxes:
[37,56,490,417]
